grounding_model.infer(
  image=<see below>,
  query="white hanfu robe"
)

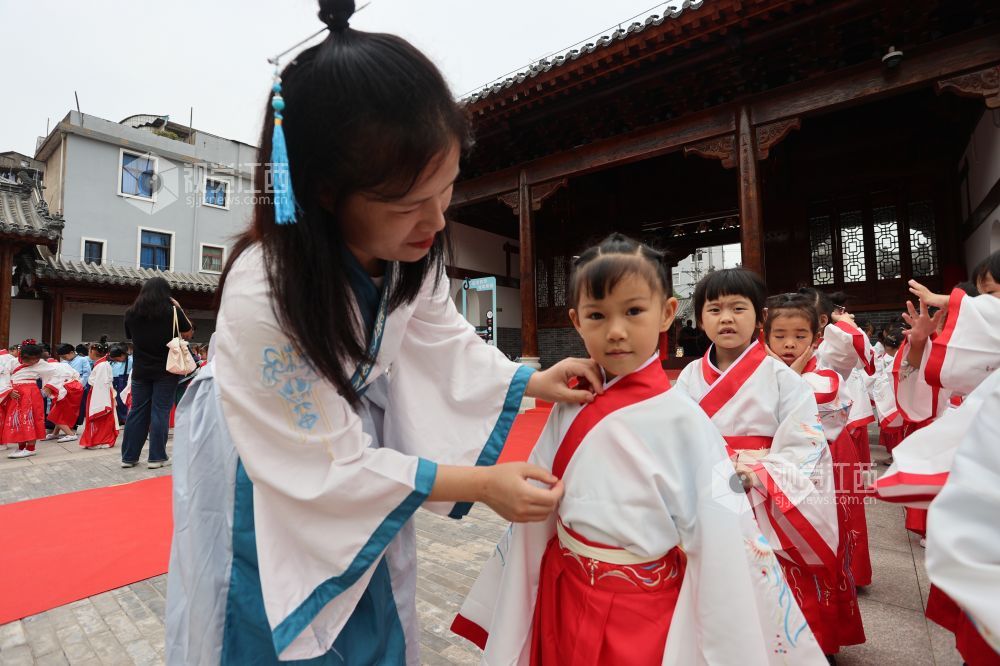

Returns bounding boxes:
[877,290,1000,506]
[41,360,82,402]
[925,370,1000,655]
[455,356,826,665]
[165,246,534,665]
[676,342,838,571]
[816,321,876,380]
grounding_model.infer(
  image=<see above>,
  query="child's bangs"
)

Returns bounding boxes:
[573,254,661,306]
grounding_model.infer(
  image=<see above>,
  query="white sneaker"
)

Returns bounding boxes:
[147,459,171,469]
[919,538,927,549]
[8,449,36,459]
[94,443,112,449]
[44,433,59,441]
[0,443,8,451]
[57,435,78,443]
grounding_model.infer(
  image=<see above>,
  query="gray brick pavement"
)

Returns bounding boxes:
[1,429,963,665]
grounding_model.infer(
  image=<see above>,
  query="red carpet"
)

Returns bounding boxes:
[498,404,553,463]
[0,476,173,624]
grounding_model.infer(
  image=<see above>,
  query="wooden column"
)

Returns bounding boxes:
[737,106,765,278]
[517,170,540,366]
[0,246,12,349]
[51,289,65,346]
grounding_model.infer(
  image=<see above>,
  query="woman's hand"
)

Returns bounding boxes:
[481,462,564,523]
[908,280,950,310]
[526,358,604,404]
[902,300,943,346]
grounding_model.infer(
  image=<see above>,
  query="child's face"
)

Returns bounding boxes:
[976,274,1000,299]
[699,293,758,352]
[336,142,460,271]
[569,273,675,380]
[767,314,815,366]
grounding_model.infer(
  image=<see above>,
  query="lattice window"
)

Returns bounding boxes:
[908,201,938,278]
[873,205,901,279]
[553,255,567,307]
[536,258,549,308]
[809,215,834,285]
[839,211,867,283]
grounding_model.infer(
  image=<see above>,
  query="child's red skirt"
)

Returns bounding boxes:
[529,527,685,666]
[79,390,118,448]
[2,383,46,443]
[47,380,84,425]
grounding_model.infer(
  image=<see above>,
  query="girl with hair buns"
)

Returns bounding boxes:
[2,340,60,458]
[79,338,119,451]
[165,2,602,663]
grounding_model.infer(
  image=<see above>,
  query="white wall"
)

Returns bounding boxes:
[448,222,522,328]
[965,216,1000,272]
[10,299,43,344]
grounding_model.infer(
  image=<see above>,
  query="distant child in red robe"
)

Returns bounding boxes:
[3,340,59,459]
[79,339,119,449]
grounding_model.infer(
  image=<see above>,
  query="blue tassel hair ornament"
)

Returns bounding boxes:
[269,64,299,225]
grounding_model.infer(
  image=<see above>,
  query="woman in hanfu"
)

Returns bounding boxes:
[164,2,602,665]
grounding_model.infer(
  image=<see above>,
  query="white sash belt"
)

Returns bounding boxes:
[556,521,660,566]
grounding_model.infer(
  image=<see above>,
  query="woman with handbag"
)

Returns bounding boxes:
[121,277,193,469]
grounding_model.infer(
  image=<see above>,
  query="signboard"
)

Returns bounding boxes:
[461,276,498,346]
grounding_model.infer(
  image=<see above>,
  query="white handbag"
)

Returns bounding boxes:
[166,306,196,376]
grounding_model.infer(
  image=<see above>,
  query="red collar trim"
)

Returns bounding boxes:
[551,360,670,479]
[698,341,768,419]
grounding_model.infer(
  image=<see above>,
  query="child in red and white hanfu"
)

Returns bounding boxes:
[79,340,119,449]
[3,341,60,459]
[42,358,84,443]
[455,236,826,666]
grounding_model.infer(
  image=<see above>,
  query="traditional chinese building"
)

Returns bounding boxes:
[450,0,1000,368]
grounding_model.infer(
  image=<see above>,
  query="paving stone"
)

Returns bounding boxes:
[121,638,160,666]
[0,621,27,650]
[102,612,142,645]
[0,644,35,666]
[21,615,61,657]
[72,601,110,636]
[34,651,71,666]
[85,630,132,666]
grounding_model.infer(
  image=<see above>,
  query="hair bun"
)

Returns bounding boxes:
[318,0,355,31]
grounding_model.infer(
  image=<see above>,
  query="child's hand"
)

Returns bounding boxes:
[831,310,856,326]
[789,346,814,375]
[908,280,950,310]
[482,463,564,523]
[734,463,761,490]
[527,358,604,404]
[42,387,54,398]
[10,390,20,400]
[901,300,943,345]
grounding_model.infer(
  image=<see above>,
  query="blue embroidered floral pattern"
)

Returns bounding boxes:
[262,344,319,430]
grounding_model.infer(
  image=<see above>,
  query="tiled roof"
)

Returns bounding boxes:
[0,181,64,243]
[36,256,219,293]
[465,0,705,103]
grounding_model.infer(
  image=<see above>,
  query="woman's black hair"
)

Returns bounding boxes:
[763,293,820,338]
[90,336,110,356]
[19,343,43,359]
[219,0,469,405]
[127,277,173,320]
[56,343,75,356]
[971,250,1000,286]
[568,233,670,309]
[693,268,767,325]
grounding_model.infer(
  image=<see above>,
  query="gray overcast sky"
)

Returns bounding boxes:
[0,0,678,156]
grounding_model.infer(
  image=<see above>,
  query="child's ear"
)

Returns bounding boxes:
[660,297,678,333]
[569,308,582,331]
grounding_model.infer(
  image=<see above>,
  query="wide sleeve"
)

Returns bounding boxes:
[452,407,564,661]
[387,266,534,518]
[212,263,439,661]
[893,339,945,423]
[925,289,1000,395]
[86,363,114,418]
[664,414,827,665]
[818,321,876,378]
[926,372,1000,653]
[740,369,839,572]
[872,357,902,429]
